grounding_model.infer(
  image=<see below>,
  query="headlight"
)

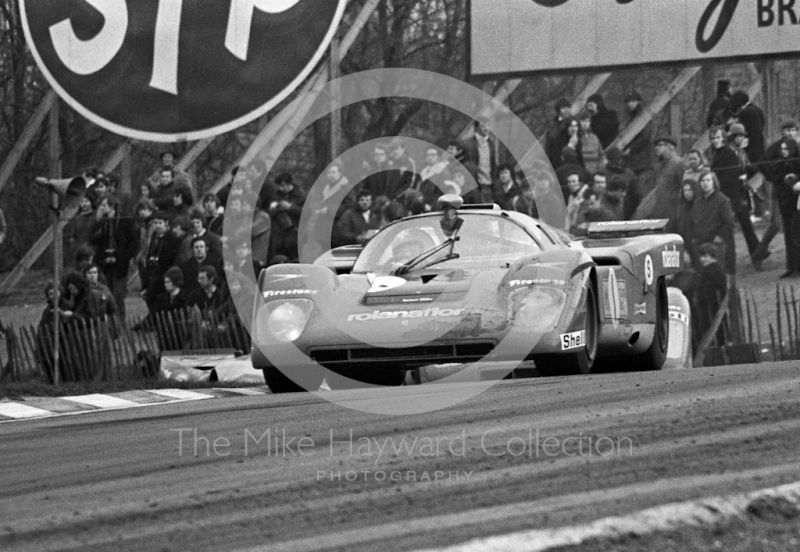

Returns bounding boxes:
[256,299,314,342]
[510,286,566,332]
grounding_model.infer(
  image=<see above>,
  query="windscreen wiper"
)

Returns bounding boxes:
[393,237,457,276]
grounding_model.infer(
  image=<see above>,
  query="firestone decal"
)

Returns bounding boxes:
[347,307,465,322]
[644,255,654,286]
[263,289,319,298]
[661,246,681,269]
[509,278,567,287]
[560,330,585,350]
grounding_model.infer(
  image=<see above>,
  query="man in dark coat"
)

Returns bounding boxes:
[694,243,728,345]
[605,147,640,218]
[141,211,182,313]
[586,93,619,149]
[622,91,654,176]
[753,121,800,265]
[363,143,395,199]
[186,266,227,312]
[180,237,221,295]
[89,194,138,319]
[463,118,501,189]
[633,136,685,220]
[690,172,737,275]
[706,79,731,129]
[730,90,766,164]
[707,125,760,269]
[765,140,800,278]
[386,137,417,199]
[491,164,522,210]
[555,147,589,202]
[151,167,194,221]
[336,191,381,246]
[726,123,761,260]
[545,98,573,170]
[268,172,305,262]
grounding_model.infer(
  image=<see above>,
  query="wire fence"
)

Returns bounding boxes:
[0,307,251,383]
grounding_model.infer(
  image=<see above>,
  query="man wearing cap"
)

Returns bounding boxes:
[545,98,573,170]
[622,91,654,176]
[712,90,766,163]
[148,150,190,190]
[754,121,800,266]
[586,93,619,149]
[141,211,181,313]
[633,136,684,220]
[713,123,761,265]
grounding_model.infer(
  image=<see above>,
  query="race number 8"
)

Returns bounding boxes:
[49,0,300,95]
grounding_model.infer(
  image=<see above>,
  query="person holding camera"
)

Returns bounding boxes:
[90,194,138,320]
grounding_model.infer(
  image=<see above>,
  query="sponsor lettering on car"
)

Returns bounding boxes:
[262,289,319,298]
[347,307,466,322]
[661,246,681,268]
[669,305,688,324]
[560,330,586,350]
[509,278,567,287]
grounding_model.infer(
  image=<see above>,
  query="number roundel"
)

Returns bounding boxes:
[19,0,346,141]
[644,254,654,286]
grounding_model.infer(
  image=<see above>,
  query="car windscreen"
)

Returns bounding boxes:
[352,214,541,274]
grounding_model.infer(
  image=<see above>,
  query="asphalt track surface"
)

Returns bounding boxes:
[2,361,800,552]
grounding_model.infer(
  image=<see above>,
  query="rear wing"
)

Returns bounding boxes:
[586,219,669,238]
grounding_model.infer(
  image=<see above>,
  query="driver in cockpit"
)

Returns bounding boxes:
[383,239,427,272]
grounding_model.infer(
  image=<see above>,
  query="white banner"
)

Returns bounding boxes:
[470,0,799,77]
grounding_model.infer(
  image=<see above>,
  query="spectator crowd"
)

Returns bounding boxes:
[10,79,800,353]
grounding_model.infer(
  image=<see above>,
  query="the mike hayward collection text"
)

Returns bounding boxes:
[170,428,634,461]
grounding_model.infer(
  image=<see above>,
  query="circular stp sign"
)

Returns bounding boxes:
[20,0,346,141]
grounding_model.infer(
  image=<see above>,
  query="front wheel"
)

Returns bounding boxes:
[263,366,324,393]
[535,278,599,377]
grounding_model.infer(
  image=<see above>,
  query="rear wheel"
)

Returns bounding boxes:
[535,279,599,377]
[263,366,324,393]
[594,277,670,373]
[633,277,669,371]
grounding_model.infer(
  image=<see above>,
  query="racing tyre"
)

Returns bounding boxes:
[263,366,324,393]
[633,277,669,371]
[325,364,406,389]
[535,279,599,377]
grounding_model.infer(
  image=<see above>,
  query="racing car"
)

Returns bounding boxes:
[251,198,684,392]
